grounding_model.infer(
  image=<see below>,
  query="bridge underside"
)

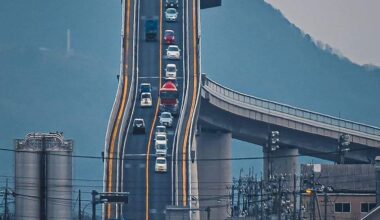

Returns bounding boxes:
[198,98,380,164]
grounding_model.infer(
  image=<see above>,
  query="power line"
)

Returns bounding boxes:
[0,146,372,162]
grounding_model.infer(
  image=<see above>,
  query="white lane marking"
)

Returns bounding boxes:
[120,0,141,217]
[149,209,157,214]
[139,76,184,79]
[139,76,160,79]
[125,163,132,168]
[139,163,146,168]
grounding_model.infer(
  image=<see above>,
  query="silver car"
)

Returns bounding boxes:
[165,8,178,22]
[159,112,173,127]
[166,45,180,59]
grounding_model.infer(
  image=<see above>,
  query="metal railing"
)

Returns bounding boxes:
[202,76,380,136]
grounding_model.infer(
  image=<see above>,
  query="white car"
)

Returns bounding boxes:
[165,8,178,22]
[155,143,168,156]
[140,92,152,107]
[155,126,167,139]
[166,45,180,59]
[159,112,173,127]
[165,64,177,78]
[155,157,167,173]
[155,134,168,147]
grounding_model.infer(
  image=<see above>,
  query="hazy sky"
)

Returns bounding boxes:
[265,0,380,66]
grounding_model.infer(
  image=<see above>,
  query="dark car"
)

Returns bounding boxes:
[164,30,175,44]
[165,0,178,8]
[133,118,146,134]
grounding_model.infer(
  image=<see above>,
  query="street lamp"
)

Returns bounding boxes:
[269,131,280,151]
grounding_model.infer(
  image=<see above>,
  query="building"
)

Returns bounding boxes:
[14,132,73,220]
[301,164,376,220]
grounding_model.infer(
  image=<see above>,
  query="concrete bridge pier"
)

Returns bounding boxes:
[196,129,232,220]
[263,146,299,187]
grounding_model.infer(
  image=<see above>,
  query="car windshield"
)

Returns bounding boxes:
[168,46,178,52]
[167,66,176,72]
[142,93,150,99]
[157,159,166,164]
[165,31,174,37]
[161,113,171,118]
[134,120,143,125]
[157,136,166,141]
[167,8,176,14]
[156,126,166,133]
[157,144,167,150]
[140,84,151,92]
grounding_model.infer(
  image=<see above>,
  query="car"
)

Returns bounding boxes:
[165,64,177,78]
[132,118,145,134]
[164,30,175,44]
[139,83,151,95]
[140,92,152,107]
[166,45,180,59]
[155,134,168,147]
[155,143,168,156]
[155,125,167,138]
[155,157,167,173]
[165,8,178,22]
[159,112,173,127]
[165,0,178,8]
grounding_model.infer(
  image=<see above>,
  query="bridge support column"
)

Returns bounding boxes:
[196,130,231,220]
[263,146,299,186]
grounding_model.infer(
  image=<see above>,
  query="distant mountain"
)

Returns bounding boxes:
[201,0,380,175]
[201,0,380,127]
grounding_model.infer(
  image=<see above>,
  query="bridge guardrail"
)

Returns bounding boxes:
[202,76,380,137]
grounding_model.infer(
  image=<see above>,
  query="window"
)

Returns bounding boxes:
[361,203,376,213]
[335,203,351,213]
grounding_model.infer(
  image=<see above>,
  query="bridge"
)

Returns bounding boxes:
[102,0,380,219]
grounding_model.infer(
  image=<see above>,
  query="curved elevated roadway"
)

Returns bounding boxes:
[200,75,380,163]
[103,0,200,219]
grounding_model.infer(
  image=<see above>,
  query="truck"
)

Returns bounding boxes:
[145,19,158,41]
[159,81,179,116]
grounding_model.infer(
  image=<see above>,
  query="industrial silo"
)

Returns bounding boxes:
[15,136,42,220]
[46,137,73,220]
[14,132,73,220]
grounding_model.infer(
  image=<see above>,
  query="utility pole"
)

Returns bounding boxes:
[205,206,211,220]
[92,190,97,220]
[3,179,8,220]
[324,191,328,220]
[278,176,282,220]
[293,174,297,220]
[298,175,303,220]
[231,182,235,217]
[237,169,242,215]
[260,175,264,220]
[312,173,316,220]
[79,190,82,220]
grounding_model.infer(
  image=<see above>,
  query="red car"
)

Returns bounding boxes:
[164,30,175,44]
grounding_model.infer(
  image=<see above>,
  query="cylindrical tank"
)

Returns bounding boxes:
[14,132,73,220]
[46,145,73,220]
[15,145,42,220]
